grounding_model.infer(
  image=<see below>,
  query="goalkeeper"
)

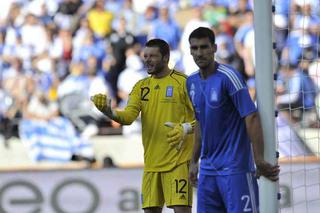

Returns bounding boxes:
[91,39,195,213]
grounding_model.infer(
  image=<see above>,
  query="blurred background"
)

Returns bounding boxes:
[0,0,319,212]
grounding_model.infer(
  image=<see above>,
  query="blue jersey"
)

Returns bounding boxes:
[186,63,257,175]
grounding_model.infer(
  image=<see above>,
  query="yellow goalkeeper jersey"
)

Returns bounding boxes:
[115,70,194,172]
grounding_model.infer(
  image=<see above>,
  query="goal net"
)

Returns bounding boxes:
[274,0,320,212]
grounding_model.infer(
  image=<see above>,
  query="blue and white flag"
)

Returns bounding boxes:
[19,117,94,162]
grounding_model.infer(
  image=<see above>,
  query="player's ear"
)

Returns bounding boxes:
[213,44,217,53]
[163,54,170,63]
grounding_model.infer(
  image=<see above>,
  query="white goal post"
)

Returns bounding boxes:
[253,0,279,213]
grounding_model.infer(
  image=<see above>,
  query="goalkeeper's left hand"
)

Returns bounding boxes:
[90,93,115,119]
[164,122,193,151]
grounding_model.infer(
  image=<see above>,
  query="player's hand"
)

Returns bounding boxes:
[90,93,113,117]
[189,162,199,187]
[255,160,280,181]
[164,122,187,150]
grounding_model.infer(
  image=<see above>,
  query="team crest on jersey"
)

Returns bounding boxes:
[210,88,218,101]
[166,86,173,97]
[190,83,195,90]
[190,83,195,103]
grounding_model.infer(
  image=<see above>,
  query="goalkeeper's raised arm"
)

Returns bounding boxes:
[90,93,116,119]
[91,87,141,125]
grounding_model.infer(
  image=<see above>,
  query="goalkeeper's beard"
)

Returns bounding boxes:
[146,63,165,75]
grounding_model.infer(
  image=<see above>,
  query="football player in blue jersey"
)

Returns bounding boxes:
[186,27,280,213]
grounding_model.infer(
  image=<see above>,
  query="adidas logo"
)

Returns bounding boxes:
[154,85,160,89]
[179,194,186,200]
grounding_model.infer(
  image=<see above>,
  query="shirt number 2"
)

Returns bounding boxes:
[141,87,150,101]
[241,195,252,212]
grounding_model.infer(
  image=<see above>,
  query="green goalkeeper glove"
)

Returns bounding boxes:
[90,93,115,119]
[164,122,193,150]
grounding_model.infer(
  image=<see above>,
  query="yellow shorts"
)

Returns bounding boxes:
[141,161,193,209]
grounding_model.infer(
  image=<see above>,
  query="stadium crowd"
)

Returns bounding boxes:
[0,0,319,154]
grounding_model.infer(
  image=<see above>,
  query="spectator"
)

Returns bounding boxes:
[2,33,33,72]
[87,55,116,127]
[112,0,141,35]
[233,10,254,78]
[20,13,49,56]
[48,28,73,79]
[276,61,317,127]
[72,30,105,64]
[202,3,227,27]
[57,62,99,136]
[1,58,34,145]
[54,0,84,31]
[308,59,320,121]
[107,16,136,102]
[3,2,23,47]
[134,5,158,45]
[73,17,92,54]
[37,2,56,31]
[149,6,181,50]
[23,90,59,121]
[87,0,113,39]
[214,20,243,72]
[180,6,211,75]
[148,5,182,69]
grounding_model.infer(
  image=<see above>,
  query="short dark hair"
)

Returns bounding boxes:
[145,38,170,58]
[189,27,216,44]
